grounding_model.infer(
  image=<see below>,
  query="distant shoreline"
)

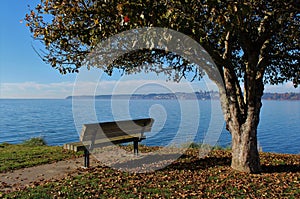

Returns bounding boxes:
[66,92,300,101]
[0,92,299,100]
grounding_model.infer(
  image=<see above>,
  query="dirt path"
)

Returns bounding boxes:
[0,157,97,193]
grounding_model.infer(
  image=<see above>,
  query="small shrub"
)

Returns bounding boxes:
[0,142,11,148]
[22,137,47,146]
[188,142,202,148]
[212,145,224,150]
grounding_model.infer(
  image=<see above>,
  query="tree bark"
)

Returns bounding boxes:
[230,113,261,173]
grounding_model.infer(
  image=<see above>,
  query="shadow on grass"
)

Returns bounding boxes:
[109,152,299,174]
[261,164,300,173]
[110,153,231,172]
[163,156,231,171]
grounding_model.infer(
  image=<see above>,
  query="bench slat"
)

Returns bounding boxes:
[81,127,151,141]
[82,134,145,149]
[63,142,85,152]
[80,118,153,142]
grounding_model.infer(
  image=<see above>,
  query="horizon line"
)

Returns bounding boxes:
[1,91,299,100]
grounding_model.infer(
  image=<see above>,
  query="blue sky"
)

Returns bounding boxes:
[0,1,299,99]
[0,1,76,84]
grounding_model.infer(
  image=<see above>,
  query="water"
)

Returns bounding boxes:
[0,99,299,154]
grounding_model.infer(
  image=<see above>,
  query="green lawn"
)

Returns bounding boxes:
[0,140,80,173]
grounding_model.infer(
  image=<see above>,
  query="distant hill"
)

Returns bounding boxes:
[66,92,300,100]
[66,91,219,100]
[262,92,300,100]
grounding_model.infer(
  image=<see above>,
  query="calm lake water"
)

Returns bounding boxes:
[0,99,299,154]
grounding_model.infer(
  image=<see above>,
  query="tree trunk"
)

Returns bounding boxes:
[220,65,264,173]
[224,100,262,173]
[231,119,261,173]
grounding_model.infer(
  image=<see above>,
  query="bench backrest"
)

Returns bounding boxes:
[80,118,154,149]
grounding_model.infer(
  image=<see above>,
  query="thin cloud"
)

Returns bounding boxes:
[264,82,299,93]
[74,79,211,96]
[1,80,297,99]
[1,80,212,99]
[0,82,74,99]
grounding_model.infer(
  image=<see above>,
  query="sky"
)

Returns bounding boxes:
[0,1,299,99]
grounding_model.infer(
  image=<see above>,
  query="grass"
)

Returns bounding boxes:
[0,138,80,173]
[1,141,299,198]
[182,142,232,150]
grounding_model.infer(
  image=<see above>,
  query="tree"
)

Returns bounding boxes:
[26,0,299,173]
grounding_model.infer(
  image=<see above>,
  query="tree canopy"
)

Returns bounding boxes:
[26,0,299,86]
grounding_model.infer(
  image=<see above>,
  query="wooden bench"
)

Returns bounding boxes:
[64,118,154,167]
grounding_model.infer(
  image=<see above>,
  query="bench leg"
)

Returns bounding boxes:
[133,140,139,156]
[84,148,90,168]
